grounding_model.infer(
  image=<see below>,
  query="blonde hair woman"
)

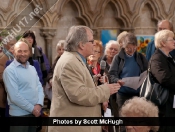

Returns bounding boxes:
[150,29,175,132]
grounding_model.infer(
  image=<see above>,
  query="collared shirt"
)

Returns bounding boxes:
[3,59,44,116]
[77,52,86,64]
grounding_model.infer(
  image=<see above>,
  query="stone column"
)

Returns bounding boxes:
[92,28,101,40]
[40,28,56,65]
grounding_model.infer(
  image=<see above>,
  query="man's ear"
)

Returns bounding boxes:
[79,42,84,50]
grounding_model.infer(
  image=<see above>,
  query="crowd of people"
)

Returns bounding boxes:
[0,19,175,132]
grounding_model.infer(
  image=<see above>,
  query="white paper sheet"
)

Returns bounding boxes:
[121,71,147,90]
[32,47,34,54]
[104,108,112,117]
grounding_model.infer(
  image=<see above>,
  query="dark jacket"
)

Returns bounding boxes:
[33,46,50,84]
[150,49,175,116]
[47,56,60,83]
[109,48,148,83]
[146,40,155,61]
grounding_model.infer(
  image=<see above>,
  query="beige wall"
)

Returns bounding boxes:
[0,0,175,64]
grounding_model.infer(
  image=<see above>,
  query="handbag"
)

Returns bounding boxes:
[140,58,169,106]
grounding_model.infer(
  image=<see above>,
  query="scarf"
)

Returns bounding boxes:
[2,48,14,60]
[32,45,48,83]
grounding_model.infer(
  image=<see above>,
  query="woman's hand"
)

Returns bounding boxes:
[102,101,109,112]
[117,80,125,86]
[93,74,101,84]
[99,76,104,83]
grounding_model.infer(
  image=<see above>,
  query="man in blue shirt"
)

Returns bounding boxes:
[3,39,44,132]
[146,20,175,60]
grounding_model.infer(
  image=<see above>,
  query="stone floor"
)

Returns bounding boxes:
[40,126,47,132]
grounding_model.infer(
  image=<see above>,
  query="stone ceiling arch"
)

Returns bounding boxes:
[133,4,158,34]
[94,0,130,29]
[59,1,86,26]
[146,0,167,19]
[0,0,22,27]
[30,0,53,27]
[167,1,175,20]
[0,0,16,13]
[53,0,92,27]
[132,0,166,27]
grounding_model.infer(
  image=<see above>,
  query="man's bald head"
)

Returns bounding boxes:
[14,41,30,66]
[158,20,174,32]
[14,41,30,51]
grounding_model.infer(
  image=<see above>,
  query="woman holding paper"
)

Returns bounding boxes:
[150,30,175,132]
[109,33,148,131]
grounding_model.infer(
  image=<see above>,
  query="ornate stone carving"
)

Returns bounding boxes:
[40,28,56,64]
[0,0,175,62]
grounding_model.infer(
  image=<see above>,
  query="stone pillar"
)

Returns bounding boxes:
[92,28,101,40]
[40,28,56,65]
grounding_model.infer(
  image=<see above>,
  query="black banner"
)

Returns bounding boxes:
[0,117,175,126]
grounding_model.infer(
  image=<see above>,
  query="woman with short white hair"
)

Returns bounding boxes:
[120,97,159,132]
[102,40,120,70]
[150,29,175,132]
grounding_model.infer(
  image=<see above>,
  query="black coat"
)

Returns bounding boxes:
[150,49,175,117]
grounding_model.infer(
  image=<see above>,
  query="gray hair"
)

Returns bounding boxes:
[104,40,120,55]
[56,40,66,51]
[117,31,128,44]
[122,33,138,48]
[65,25,93,52]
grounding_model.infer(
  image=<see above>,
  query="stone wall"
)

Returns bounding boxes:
[0,0,175,64]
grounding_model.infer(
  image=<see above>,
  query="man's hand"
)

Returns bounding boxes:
[107,83,121,95]
[32,104,42,117]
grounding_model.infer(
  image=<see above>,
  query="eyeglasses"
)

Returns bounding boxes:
[87,40,94,44]
[109,47,118,52]
[166,39,175,42]
[93,50,100,54]
[125,47,137,51]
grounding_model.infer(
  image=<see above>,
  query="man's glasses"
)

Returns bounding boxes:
[125,47,137,51]
[88,40,94,44]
